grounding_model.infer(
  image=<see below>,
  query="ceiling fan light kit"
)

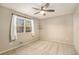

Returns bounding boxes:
[40,11,45,14]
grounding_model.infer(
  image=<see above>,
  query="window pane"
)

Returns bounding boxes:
[25,20,32,32]
[16,18,24,33]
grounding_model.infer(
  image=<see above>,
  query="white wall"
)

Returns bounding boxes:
[0,6,40,53]
[40,14,73,45]
[73,5,79,53]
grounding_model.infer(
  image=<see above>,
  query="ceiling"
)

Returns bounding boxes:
[0,3,78,19]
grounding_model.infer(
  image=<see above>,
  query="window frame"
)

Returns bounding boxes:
[11,13,34,34]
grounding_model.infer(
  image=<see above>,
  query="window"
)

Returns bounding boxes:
[10,14,34,42]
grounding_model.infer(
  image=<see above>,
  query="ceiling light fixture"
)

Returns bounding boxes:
[40,11,45,15]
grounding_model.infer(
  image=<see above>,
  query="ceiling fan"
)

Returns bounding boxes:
[32,3,55,16]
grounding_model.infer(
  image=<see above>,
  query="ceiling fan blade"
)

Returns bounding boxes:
[44,3,50,8]
[44,10,55,12]
[41,6,44,10]
[34,12,40,15]
[32,7,40,10]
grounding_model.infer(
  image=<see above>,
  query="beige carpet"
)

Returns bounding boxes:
[3,40,78,55]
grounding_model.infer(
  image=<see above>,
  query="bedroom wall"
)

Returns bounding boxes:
[0,6,40,53]
[73,5,79,53]
[40,14,73,45]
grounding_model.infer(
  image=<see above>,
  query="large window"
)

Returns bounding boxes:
[16,15,33,33]
[10,14,34,42]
